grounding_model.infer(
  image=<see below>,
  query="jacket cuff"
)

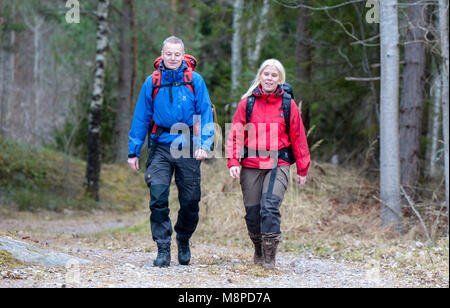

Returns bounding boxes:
[128,153,138,158]
[227,159,240,168]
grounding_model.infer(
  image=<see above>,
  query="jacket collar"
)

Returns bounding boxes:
[159,60,188,83]
[253,84,284,99]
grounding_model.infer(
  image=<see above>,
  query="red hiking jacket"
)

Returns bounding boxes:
[226,85,310,176]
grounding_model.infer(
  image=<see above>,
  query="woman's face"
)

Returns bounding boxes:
[260,65,281,94]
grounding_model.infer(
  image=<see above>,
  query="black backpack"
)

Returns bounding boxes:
[243,82,296,165]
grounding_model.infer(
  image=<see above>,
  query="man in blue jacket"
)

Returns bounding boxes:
[127,36,214,267]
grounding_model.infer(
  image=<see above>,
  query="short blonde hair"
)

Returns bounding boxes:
[241,59,286,100]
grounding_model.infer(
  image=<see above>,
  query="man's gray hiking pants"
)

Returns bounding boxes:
[145,145,201,245]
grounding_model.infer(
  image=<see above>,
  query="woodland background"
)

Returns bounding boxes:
[0,0,449,237]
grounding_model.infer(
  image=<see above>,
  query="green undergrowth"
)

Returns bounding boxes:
[0,137,148,212]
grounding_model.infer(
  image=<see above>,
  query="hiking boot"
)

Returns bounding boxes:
[261,233,281,270]
[249,233,264,266]
[153,243,171,267]
[177,239,191,266]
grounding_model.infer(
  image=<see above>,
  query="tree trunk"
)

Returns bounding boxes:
[130,0,137,111]
[248,0,270,69]
[295,3,312,131]
[427,72,442,178]
[379,0,402,231]
[85,0,110,201]
[231,0,243,94]
[399,1,427,199]
[230,0,244,118]
[113,0,133,162]
[0,0,2,49]
[438,0,449,224]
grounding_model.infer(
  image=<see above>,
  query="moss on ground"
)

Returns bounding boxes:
[0,137,148,212]
[0,250,24,271]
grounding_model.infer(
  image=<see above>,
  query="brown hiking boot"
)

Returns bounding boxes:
[249,233,264,266]
[261,233,281,269]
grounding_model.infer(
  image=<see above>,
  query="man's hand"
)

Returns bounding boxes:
[229,166,241,179]
[128,157,139,171]
[195,149,208,160]
[297,175,307,187]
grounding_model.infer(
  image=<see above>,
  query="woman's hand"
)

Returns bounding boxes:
[229,166,241,179]
[297,175,307,187]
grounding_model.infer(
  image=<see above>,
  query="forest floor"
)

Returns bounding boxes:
[0,208,447,288]
[1,138,448,288]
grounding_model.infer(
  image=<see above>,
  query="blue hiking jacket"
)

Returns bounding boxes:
[128,61,214,157]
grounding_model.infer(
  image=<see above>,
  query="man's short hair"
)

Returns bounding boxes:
[161,36,185,53]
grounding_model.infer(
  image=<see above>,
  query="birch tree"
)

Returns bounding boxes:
[427,72,442,178]
[247,0,270,69]
[379,0,402,231]
[438,0,449,221]
[85,0,110,201]
[399,0,427,199]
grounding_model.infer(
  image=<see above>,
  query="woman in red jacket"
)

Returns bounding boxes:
[226,59,310,269]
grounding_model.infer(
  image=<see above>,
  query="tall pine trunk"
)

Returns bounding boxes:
[379,0,402,231]
[438,0,449,224]
[231,0,243,94]
[295,3,312,131]
[230,0,243,117]
[0,0,2,49]
[85,0,110,201]
[399,1,427,199]
[113,0,133,162]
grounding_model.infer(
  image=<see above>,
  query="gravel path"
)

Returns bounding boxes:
[0,211,423,288]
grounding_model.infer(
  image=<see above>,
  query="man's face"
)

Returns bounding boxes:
[161,43,184,70]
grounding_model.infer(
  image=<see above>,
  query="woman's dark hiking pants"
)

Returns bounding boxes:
[239,166,290,235]
[145,145,201,245]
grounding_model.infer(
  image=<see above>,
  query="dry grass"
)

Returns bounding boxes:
[191,159,449,287]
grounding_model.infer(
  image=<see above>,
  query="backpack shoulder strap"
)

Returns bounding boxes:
[282,92,292,135]
[151,70,162,100]
[183,67,195,96]
[246,95,256,124]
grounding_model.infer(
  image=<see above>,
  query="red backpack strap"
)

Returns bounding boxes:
[152,70,162,100]
[183,68,195,96]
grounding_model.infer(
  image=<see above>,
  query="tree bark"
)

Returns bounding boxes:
[438,0,449,224]
[231,0,243,94]
[295,3,312,131]
[85,0,110,201]
[399,0,427,199]
[379,0,402,231]
[130,0,137,111]
[248,0,270,69]
[113,0,133,162]
[230,0,244,118]
[0,0,2,49]
[427,72,442,178]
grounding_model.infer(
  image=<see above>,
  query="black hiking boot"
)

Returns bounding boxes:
[153,243,171,267]
[177,239,191,266]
